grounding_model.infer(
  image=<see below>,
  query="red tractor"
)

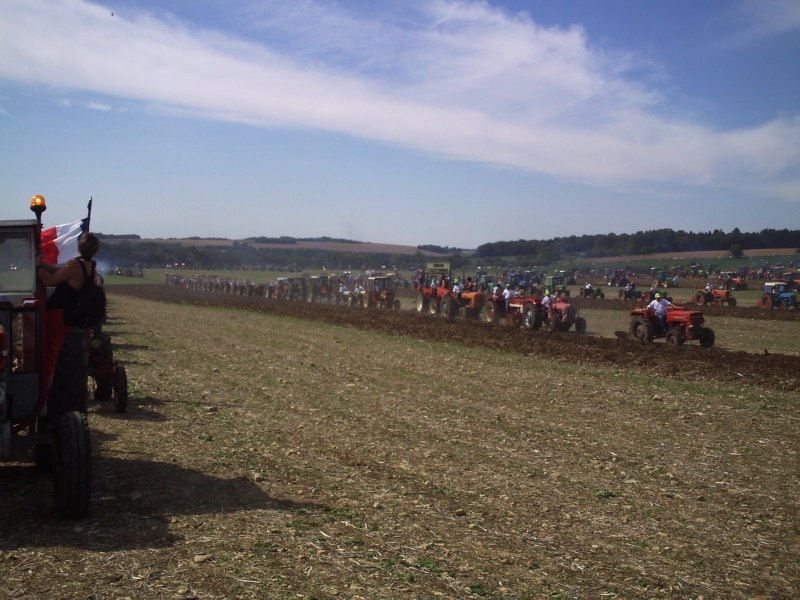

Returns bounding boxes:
[544,295,587,334]
[360,276,401,309]
[415,263,454,316]
[1,199,93,518]
[306,275,334,303]
[626,305,715,347]
[483,292,544,330]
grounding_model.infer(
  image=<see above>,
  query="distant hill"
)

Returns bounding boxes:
[103,237,446,257]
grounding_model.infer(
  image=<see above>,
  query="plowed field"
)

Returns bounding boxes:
[1,284,798,599]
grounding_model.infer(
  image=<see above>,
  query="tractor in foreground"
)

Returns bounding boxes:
[415,262,454,316]
[1,199,92,519]
[625,305,715,347]
[756,282,798,310]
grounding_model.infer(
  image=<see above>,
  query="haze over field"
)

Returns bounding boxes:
[1,0,799,247]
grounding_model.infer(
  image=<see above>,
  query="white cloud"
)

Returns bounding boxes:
[0,0,798,195]
[735,0,800,40]
[87,101,111,111]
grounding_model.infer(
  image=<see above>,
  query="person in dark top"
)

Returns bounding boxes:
[36,232,101,393]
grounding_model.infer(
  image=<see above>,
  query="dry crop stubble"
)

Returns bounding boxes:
[0,292,798,599]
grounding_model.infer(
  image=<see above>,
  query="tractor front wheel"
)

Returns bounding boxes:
[727,297,737,307]
[415,293,427,313]
[574,317,587,335]
[428,297,440,316]
[547,316,560,333]
[113,365,128,414]
[483,302,498,325]
[699,327,715,348]
[665,329,681,346]
[441,298,456,319]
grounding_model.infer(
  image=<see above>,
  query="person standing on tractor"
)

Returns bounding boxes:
[36,232,101,396]
[452,279,463,301]
[502,283,515,311]
[705,282,714,294]
[585,281,593,295]
[541,288,555,313]
[647,292,674,332]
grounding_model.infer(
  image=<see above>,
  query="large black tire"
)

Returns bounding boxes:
[547,316,559,332]
[574,317,587,335]
[665,329,681,346]
[428,297,440,317]
[49,328,89,417]
[631,318,654,343]
[761,295,773,309]
[441,298,457,319]
[483,302,498,325]
[415,293,428,314]
[92,375,113,402]
[393,299,401,310]
[728,297,737,307]
[598,292,605,300]
[699,327,715,349]
[53,411,91,520]
[522,306,541,330]
[114,365,128,414]
[695,291,707,305]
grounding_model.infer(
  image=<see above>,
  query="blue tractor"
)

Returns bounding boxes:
[758,282,798,310]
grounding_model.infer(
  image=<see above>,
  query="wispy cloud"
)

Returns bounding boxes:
[0,0,797,196]
[734,0,800,41]
[87,101,111,111]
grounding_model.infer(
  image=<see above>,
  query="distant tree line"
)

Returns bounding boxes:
[244,236,364,245]
[476,228,800,260]
[97,239,447,271]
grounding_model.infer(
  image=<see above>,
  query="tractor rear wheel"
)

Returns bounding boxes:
[53,411,91,520]
[441,298,456,319]
[362,295,370,308]
[761,295,773,309]
[695,291,707,305]
[415,293,427,313]
[699,327,715,348]
[393,299,401,310]
[665,329,681,346]
[522,306,541,330]
[631,318,654,343]
[574,317,587,335]
[428,297,440,316]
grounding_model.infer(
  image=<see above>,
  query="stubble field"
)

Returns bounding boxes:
[1,285,798,599]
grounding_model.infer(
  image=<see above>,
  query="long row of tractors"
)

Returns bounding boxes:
[167,262,724,347]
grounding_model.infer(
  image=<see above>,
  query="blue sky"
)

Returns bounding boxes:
[1,0,798,249]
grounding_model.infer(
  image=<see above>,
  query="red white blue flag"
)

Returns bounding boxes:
[41,217,89,264]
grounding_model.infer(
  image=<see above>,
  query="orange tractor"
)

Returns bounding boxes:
[694,287,737,307]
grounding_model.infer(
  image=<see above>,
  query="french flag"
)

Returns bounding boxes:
[41,217,90,264]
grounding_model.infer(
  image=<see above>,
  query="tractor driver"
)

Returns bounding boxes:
[647,292,674,332]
